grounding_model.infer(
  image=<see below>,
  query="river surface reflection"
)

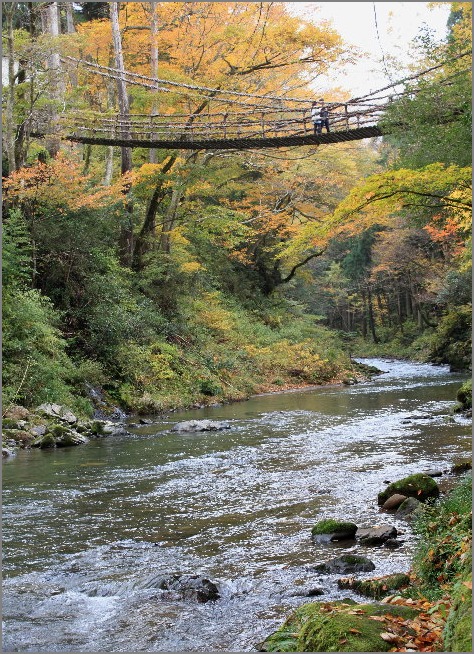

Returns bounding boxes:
[2,359,471,651]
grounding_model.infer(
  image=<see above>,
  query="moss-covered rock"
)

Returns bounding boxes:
[377,473,439,505]
[455,379,472,410]
[31,432,57,448]
[311,519,358,541]
[337,573,411,599]
[259,601,419,652]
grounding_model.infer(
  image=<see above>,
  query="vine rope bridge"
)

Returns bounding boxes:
[31,51,470,151]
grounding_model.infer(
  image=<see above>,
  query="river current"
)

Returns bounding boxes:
[2,359,471,652]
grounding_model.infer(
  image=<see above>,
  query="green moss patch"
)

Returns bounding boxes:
[443,570,472,652]
[259,601,419,652]
[311,519,357,539]
[378,473,439,505]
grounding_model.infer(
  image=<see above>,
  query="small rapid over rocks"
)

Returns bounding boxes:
[2,359,471,652]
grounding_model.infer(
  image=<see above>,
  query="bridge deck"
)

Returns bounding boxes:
[41,125,383,150]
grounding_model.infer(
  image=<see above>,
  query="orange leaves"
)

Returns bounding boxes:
[374,595,449,652]
[3,154,127,213]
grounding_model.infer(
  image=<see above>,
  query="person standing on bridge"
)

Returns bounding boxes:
[319,99,330,133]
[312,98,330,134]
[311,98,330,135]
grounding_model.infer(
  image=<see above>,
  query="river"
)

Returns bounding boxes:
[2,359,471,652]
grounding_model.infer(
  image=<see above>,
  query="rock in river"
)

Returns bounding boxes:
[157,574,220,602]
[172,420,230,433]
[356,524,397,546]
[311,554,375,574]
[311,519,358,542]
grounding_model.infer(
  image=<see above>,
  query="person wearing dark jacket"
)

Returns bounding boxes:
[311,98,330,134]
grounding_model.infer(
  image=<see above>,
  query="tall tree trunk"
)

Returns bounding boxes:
[103,78,115,185]
[110,1,131,175]
[43,1,63,157]
[64,2,75,32]
[159,186,184,253]
[367,285,378,343]
[5,2,17,174]
[110,1,133,264]
[149,1,159,164]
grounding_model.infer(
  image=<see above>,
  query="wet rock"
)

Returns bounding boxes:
[450,459,472,474]
[287,587,325,598]
[377,473,439,505]
[381,494,407,510]
[357,525,397,546]
[311,519,358,542]
[2,447,16,457]
[383,538,403,549]
[424,470,443,478]
[172,420,231,433]
[157,574,220,602]
[312,554,375,575]
[396,496,423,521]
[139,418,152,424]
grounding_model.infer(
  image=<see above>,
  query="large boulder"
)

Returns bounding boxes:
[31,424,89,448]
[377,473,439,505]
[357,525,397,546]
[311,519,358,542]
[36,403,78,425]
[312,554,375,575]
[258,600,419,652]
[172,420,230,433]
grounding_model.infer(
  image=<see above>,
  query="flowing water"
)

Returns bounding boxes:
[2,359,471,652]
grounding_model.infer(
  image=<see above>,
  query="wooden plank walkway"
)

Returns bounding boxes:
[34,125,384,150]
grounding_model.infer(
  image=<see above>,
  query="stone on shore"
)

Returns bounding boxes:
[396,496,424,521]
[377,473,439,505]
[381,494,407,510]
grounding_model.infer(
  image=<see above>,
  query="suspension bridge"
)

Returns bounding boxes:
[30,51,470,151]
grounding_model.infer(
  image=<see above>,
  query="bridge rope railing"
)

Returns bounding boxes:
[30,49,470,147]
[31,104,384,143]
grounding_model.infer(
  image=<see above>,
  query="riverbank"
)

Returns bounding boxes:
[259,473,472,652]
[2,359,381,457]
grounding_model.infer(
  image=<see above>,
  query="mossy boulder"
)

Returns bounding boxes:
[337,573,411,599]
[311,519,358,542]
[31,432,57,448]
[259,601,419,652]
[455,379,472,410]
[313,554,375,574]
[377,473,439,505]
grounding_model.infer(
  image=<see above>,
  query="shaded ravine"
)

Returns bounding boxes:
[2,359,471,652]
